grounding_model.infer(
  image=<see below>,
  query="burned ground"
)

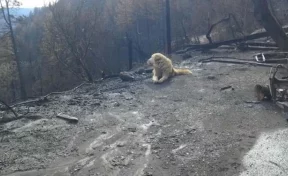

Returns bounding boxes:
[1,51,288,176]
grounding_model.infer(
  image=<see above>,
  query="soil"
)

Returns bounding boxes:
[1,50,288,176]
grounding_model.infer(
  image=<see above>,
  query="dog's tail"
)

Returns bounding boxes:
[173,68,192,75]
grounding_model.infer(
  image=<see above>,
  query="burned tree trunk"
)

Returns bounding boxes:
[252,0,288,50]
[165,0,172,55]
[126,33,133,70]
[0,0,27,100]
[128,39,133,70]
[78,58,93,82]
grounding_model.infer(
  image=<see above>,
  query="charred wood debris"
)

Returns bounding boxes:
[177,23,288,119]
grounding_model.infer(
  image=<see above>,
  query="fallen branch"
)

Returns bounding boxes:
[220,86,233,91]
[200,56,288,65]
[199,57,280,67]
[202,59,276,67]
[0,106,38,124]
[199,56,248,62]
[0,99,18,117]
[0,114,42,124]
[0,116,23,124]
[9,82,91,108]
[238,45,279,51]
[217,45,237,50]
[243,42,277,47]
[56,113,78,123]
[176,26,288,54]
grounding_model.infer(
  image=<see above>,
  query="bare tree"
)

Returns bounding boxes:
[252,0,288,50]
[0,0,27,99]
[46,0,97,82]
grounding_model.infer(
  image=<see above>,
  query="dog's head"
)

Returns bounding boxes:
[147,53,164,66]
[147,57,154,66]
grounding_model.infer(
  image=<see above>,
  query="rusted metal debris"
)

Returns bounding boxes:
[200,55,288,119]
[253,52,288,64]
[269,65,288,102]
[258,65,288,118]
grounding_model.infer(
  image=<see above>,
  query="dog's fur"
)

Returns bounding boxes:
[147,53,192,83]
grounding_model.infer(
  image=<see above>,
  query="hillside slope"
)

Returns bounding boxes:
[1,51,288,176]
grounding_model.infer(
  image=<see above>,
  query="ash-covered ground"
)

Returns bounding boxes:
[1,50,288,176]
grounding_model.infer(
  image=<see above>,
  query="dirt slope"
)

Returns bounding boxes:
[1,51,288,176]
